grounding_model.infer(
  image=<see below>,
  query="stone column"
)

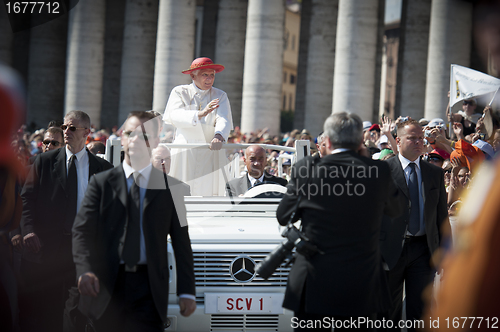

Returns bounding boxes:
[241,0,285,135]
[118,0,159,125]
[200,0,219,60]
[27,15,68,128]
[293,0,311,131]
[100,0,125,129]
[64,0,106,128]
[395,0,431,120]
[332,0,380,121]
[424,0,472,120]
[0,4,13,65]
[302,0,338,136]
[213,0,247,127]
[152,0,196,113]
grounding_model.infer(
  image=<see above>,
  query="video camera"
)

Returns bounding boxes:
[255,222,323,280]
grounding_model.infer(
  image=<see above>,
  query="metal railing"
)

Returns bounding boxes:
[105,139,311,178]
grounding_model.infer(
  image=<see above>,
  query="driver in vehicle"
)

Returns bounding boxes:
[226,145,288,197]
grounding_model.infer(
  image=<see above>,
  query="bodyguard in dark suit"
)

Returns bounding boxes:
[226,145,287,197]
[277,112,403,331]
[73,111,196,332]
[380,119,448,330]
[19,111,112,332]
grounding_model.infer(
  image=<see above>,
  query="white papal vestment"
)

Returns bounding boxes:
[163,83,233,196]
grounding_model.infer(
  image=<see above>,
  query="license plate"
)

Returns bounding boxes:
[204,293,284,314]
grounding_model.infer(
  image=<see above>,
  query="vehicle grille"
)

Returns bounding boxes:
[193,251,290,288]
[210,314,279,331]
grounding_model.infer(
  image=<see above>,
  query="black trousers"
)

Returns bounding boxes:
[382,235,433,332]
[19,235,76,332]
[93,265,163,332]
[293,283,376,331]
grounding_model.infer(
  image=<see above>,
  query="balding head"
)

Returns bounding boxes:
[152,144,171,174]
[244,145,267,179]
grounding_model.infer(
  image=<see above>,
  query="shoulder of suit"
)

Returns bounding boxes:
[228,175,245,186]
[294,155,316,168]
[34,148,63,165]
[421,160,444,174]
[88,150,113,169]
[91,165,118,183]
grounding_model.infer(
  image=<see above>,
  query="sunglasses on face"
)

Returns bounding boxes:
[428,156,442,162]
[61,124,87,132]
[463,100,474,105]
[42,140,62,147]
[123,131,151,141]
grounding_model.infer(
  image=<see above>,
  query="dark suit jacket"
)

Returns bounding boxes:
[226,171,288,197]
[20,147,112,273]
[72,165,195,323]
[276,152,403,316]
[380,156,448,270]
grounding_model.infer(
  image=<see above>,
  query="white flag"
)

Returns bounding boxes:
[450,64,500,107]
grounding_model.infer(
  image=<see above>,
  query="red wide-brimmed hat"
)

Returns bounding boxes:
[182,57,225,74]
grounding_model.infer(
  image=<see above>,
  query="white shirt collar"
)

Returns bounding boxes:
[123,161,153,187]
[66,146,87,162]
[247,172,265,186]
[191,82,211,95]
[331,148,350,155]
[398,153,421,170]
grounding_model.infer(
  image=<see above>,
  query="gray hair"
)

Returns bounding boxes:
[323,112,363,150]
[191,69,215,77]
[64,110,91,129]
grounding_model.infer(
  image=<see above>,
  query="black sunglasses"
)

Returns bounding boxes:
[428,156,442,162]
[42,140,62,147]
[61,124,87,131]
[463,100,474,105]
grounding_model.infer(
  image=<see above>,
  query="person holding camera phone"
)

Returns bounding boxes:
[276,112,404,331]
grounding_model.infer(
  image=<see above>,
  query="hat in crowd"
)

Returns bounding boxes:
[300,129,311,136]
[450,139,485,171]
[374,148,393,160]
[363,121,372,131]
[429,148,450,161]
[427,118,446,128]
[182,57,225,74]
[419,118,430,126]
[369,124,380,132]
[378,135,389,149]
[473,139,495,159]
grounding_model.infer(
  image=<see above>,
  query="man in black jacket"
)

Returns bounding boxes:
[380,119,448,331]
[226,145,287,197]
[277,112,403,331]
[73,111,195,331]
[19,111,113,332]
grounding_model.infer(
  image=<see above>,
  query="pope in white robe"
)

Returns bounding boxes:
[163,57,234,196]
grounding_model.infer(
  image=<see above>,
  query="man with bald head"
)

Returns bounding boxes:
[226,145,287,197]
[151,145,172,175]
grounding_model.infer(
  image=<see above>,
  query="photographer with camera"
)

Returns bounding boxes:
[275,112,404,331]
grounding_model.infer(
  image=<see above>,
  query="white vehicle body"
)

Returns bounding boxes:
[104,140,311,331]
[165,197,294,331]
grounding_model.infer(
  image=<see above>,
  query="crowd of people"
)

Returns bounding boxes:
[2,52,500,332]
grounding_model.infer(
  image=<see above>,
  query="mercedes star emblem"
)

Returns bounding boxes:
[230,255,256,283]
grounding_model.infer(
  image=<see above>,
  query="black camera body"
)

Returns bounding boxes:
[255,223,322,280]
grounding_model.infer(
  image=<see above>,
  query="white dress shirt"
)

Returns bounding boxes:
[122,161,195,301]
[398,154,425,236]
[247,173,265,187]
[66,146,89,213]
